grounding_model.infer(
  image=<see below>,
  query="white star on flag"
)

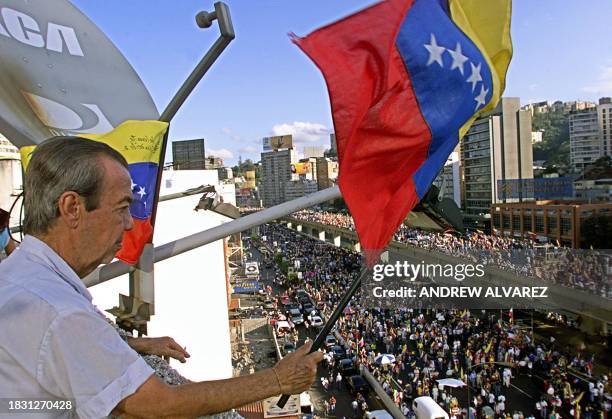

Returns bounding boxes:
[466,62,482,92]
[131,179,136,190]
[447,42,468,75]
[424,33,445,67]
[137,186,147,200]
[474,85,489,111]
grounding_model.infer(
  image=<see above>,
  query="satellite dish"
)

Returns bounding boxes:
[0,0,159,148]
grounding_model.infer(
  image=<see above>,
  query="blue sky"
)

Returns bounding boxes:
[72,0,612,166]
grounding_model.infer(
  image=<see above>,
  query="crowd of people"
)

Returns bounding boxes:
[290,209,611,299]
[254,222,611,418]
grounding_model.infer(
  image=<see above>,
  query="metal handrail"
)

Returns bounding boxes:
[83,186,342,287]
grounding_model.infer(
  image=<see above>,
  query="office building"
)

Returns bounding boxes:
[461,97,533,227]
[204,156,224,170]
[303,146,324,159]
[491,201,612,248]
[284,179,318,201]
[172,139,206,170]
[316,157,339,190]
[330,133,337,155]
[433,151,461,207]
[217,167,233,181]
[261,148,297,207]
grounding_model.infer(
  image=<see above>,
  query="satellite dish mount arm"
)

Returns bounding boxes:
[159,2,235,123]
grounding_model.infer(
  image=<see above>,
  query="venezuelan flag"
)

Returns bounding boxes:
[294,0,512,266]
[21,120,168,265]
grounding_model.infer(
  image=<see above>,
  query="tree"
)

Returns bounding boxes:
[581,214,612,248]
[583,156,612,180]
[532,109,570,166]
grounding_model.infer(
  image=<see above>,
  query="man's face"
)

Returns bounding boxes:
[80,156,134,267]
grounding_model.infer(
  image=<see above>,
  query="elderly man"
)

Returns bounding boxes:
[0,137,322,418]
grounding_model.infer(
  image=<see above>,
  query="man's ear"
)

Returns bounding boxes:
[57,191,84,229]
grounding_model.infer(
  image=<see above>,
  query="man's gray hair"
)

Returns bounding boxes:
[23,136,129,236]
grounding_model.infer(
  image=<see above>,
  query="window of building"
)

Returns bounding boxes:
[523,216,532,231]
[535,216,544,233]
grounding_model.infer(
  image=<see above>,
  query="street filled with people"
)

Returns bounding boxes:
[290,210,611,299]
[250,222,611,418]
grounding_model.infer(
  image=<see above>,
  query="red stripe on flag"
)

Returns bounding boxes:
[293,0,432,266]
[116,219,153,265]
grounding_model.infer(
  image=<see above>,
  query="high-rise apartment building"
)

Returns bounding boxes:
[569,108,600,173]
[597,98,612,159]
[461,98,533,227]
[261,148,297,207]
[172,139,206,170]
[569,98,612,173]
[329,133,337,155]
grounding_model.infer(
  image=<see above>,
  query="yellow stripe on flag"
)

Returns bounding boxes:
[80,120,168,165]
[20,120,168,170]
[449,0,513,139]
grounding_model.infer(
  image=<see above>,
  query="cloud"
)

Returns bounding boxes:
[581,63,612,95]
[271,121,332,145]
[207,148,234,160]
[221,127,242,141]
[239,146,257,153]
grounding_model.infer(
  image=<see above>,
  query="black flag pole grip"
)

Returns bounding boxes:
[275,267,369,408]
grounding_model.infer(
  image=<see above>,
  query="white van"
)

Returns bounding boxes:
[412,396,449,419]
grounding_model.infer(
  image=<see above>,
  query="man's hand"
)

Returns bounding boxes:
[272,340,323,394]
[127,336,191,363]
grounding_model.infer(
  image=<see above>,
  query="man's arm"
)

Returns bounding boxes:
[126,336,190,363]
[113,341,322,417]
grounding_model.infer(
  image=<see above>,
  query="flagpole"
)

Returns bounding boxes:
[275,267,370,408]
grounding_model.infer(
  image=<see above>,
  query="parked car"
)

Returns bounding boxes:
[331,345,347,359]
[347,375,369,394]
[289,308,304,325]
[263,300,275,310]
[309,315,324,328]
[338,359,356,376]
[302,302,315,315]
[325,335,337,348]
[287,303,300,312]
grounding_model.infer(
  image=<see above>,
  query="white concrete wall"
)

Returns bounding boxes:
[161,170,219,195]
[0,159,23,227]
[89,194,233,381]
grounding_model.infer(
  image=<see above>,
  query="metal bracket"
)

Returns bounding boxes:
[159,2,235,123]
[107,294,152,337]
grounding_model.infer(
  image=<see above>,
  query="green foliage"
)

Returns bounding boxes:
[532,110,570,166]
[274,252,289,274]
[287,272,298,284]
[232,158,257,177]
[581,214,612,248]
[584,156,612,180]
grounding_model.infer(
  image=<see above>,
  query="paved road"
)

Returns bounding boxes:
[253,245,387,418]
